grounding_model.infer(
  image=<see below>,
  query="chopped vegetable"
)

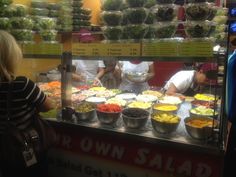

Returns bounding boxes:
[126,7,147,24]
[154,5,177,21]
[125,24,148,39]
[154,23,176,38]
[102,0,123,11]
[101,11,123,26]
[102,26,123,40]
[185,3,210,21]
[97,103,122,113]
[126,0,147,7]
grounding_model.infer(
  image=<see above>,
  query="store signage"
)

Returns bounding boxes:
[21,43,62,56]
[49,128,223,177]
[72,43,140,57]
[142,42,178,57]
[72,41,213,58]
[178,41,213,57]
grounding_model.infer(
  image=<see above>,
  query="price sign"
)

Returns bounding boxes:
[142,42,178,57]
[22,43,62,55]
[72,43,140,57]
[178,41,213,57]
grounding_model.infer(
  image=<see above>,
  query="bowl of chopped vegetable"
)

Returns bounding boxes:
[151,112,180,134]
[184,116,218,140]
[122,108,149,129]
[74,102,96,121]
[154,22,177,38]
[184,21,215,38]
[96,103,122,125]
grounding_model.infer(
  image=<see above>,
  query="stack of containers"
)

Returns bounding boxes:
[10,4,34,43]
[123,0,149,41]
[73,0,92,31]
[143,0,157,41]
[211,7,228,44]
[0,0,13,31]
[100,0,123,42]
[30,0,58,43]
[152,0,179,39]
[57,0,73,32]
[183,0,217,39]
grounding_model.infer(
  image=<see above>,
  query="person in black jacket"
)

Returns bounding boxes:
[0,30,54,177]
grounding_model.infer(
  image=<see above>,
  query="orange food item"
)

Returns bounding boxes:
[186,119,213,128]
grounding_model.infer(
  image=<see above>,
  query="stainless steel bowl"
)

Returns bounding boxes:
[152,103,178,115]
[96,110,121,125]
[122,108,149,129]
[184,117,218,140]
[126,72,148,82]
[75,109,96,122]
[151,117,180,134]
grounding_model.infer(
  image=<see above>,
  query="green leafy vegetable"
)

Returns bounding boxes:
[126,0,147,7]
[126,7,147,24]
[102,0,123,11]
[102,11,123,26]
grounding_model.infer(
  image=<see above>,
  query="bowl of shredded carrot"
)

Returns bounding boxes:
[184,117,218,140]
[96,103,122,125]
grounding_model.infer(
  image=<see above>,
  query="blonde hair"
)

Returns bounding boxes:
[0,30,23,82]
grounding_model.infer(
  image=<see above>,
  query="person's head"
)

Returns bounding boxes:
[0,30,22,82]
[195,63,217,85]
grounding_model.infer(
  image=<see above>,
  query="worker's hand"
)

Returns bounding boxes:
[92,78,102,86]
[73,74,86,82]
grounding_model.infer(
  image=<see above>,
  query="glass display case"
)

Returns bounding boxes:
[12,0,229,176]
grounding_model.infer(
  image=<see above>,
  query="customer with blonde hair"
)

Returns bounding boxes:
[0,30,54,177]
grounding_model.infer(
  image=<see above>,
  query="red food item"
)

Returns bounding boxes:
[77,85,90,90]
[97,104,122,113]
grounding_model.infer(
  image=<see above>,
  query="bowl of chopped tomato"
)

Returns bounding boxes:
[96,103,122,125]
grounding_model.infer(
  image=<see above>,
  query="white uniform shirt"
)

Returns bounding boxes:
[164,70,195,94]
[72,60,105,85]
[119,61,153,93]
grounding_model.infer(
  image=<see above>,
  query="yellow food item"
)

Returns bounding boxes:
[153,105,177,111]
[89,87,106,91]
[142,90,163,98]
[186,119,214,128]
[194,94,215,101]
[152,113,180,123]
[127,101,151,109]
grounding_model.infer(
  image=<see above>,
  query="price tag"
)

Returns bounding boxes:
[142,42,178,57]
[22,43,62,55]
[72,43,140,57]
[178,41,213,57]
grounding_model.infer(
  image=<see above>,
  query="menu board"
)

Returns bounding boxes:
[72,41,213,58]
[72,43,141,57]
[21,43,62,56]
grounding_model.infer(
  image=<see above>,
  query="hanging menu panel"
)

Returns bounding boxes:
[72,43,140,57]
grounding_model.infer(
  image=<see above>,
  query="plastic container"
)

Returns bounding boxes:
[10,17,34,30]
[126,0,147,8]
[184,21,215,38]
[0,17,11,30]
[101,0,123,11]
[124,24,148,40]
[154,22,177,38]
[102,26,123,40]
[39,30,58,42]
[125,7,148,24]
[31,8,49,16]
[12,4,28,17]
[185,3,211,21]
[153,4,178,22]
[101,11,123,26]
[11,29,34,43]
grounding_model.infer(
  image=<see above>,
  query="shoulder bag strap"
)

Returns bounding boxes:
[6,82,13,121]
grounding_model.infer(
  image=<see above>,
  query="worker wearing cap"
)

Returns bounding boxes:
[163,63,218,97]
